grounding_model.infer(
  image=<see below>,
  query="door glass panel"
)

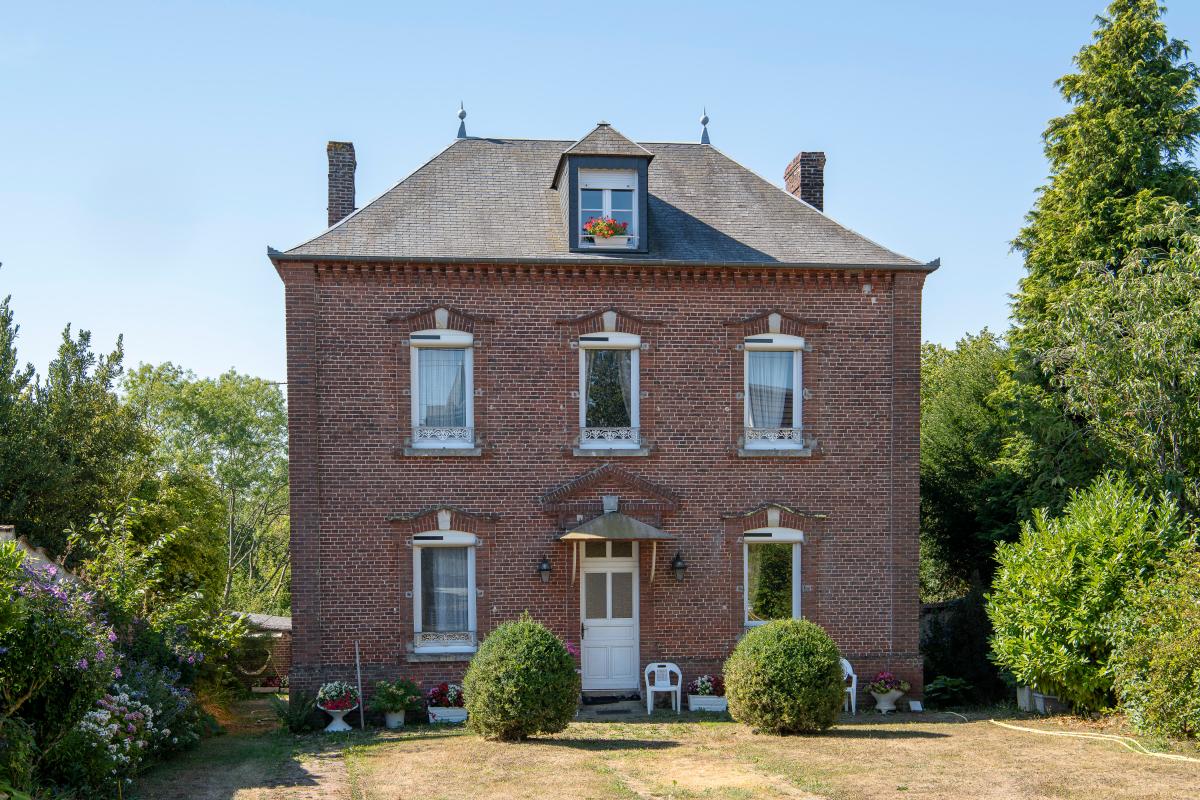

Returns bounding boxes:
[611,572,633,619]
[610,541,633,558]
[747,543,794,622]
[584,572,607,619]
[584,541,607,559]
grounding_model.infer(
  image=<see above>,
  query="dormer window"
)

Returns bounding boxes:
[579,170,637,249]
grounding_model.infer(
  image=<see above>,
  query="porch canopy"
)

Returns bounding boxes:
[558,511,675,582]
[558,511,674,542]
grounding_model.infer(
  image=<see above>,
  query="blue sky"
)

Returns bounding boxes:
[3,0,1199,380]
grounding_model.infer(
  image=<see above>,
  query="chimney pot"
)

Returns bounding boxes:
[784,151,826,212]
[327,141,356,227]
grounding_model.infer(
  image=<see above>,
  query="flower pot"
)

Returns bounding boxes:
[427,706,468,724]
[871,689,904,714]
[384,711,406,729]
[687,695,728,713]
[592,235,629,249]
[319,704,357,733]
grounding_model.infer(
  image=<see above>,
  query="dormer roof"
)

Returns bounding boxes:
[562,122,653,159]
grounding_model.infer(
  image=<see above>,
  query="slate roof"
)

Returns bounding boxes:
[561,123,653,158]
[280,131,929,270]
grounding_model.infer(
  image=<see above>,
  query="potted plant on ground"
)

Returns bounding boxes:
[868,671,911,714]
[369,678,422,729]
[316,680,360,732]
[426,682,467,724]
[584,216,629,248]
[686,674,728,712]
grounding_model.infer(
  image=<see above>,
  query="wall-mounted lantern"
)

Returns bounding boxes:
[671,552,687,582]
[537,557,552,584]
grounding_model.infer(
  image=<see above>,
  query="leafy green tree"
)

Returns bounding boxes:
[1003,0,1200,521]
[124,364,289,612]
[919,330,1014,595]
[1043,211,1200,515]
[987,473,1193,710]
[0,300,147,558]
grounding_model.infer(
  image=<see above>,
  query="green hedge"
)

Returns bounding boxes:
[724,619,844,734]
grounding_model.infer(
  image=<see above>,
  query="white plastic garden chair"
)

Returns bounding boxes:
[841,658,857,715]
[643,662,682,715]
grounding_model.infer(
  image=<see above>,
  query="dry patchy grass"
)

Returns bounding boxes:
[134,705,1200,800]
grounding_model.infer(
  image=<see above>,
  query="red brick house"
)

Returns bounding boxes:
[270,117,936,705]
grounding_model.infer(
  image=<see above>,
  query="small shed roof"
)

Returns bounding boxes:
[558,512,675,541]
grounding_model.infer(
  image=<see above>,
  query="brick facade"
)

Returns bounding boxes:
[276,258,925,704]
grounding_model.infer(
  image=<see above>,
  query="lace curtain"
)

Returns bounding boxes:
[747,351,793,428]
[421,547,469,632]
[418,349,467,427]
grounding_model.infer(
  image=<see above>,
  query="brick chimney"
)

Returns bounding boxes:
[784,151,826,212]
[327,141,356,227]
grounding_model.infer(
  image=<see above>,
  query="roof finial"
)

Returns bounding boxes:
[456,101,467,139]
[700,107,710,145]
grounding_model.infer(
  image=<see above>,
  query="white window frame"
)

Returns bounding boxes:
[409,329,474,449]
[742,527,804,626]
[579,169,638,248]
[412,530,478,653]
[743,333,804,450]
[578,331,641,449]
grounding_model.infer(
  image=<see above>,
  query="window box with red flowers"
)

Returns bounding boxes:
[583,216,630,248]
[426,682,468,724]
[686,674,728,712]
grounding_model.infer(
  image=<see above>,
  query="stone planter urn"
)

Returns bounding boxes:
[871,689,904,714]
[687,695,728,712]
[384,711,405,729]
[427,706,468,724]
[319,704,356,733]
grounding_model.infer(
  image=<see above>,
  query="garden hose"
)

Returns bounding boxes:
[988,719,1200,765]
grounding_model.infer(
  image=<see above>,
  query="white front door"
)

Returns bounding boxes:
[580,542,639,691]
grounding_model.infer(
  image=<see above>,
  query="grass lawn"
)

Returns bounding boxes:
[132,701,1200,800]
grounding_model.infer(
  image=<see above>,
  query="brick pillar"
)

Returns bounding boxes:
[784,151,826,211]
[282,263,321,695]
[327,141,356,227]
[890,271,926,695]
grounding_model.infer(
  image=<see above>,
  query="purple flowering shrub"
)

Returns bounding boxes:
[0,562,116,754]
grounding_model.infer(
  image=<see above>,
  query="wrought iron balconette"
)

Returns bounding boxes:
[580,426,640,444]
[413,426,474,444]
[743,426,803,443]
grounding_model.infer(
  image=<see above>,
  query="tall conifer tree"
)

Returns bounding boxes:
[1003,0,1200,517]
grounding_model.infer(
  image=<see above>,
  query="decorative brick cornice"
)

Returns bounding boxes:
[387,505,499,536]
[721,502,827,537]
[555,307,664,336]
[385,305,495,333]
[540,463,680,510]
[724,309,828,337]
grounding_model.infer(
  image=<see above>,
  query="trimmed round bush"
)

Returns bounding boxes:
[463,616,580,741]
[724,619,844,734]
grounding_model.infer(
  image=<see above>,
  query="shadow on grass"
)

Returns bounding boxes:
[537,738,682,751]
[826,728,949,739]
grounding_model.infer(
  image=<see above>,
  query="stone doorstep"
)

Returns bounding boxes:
[575,699,647,720]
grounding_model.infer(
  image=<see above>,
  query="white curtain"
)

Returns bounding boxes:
[748,351,793,428]
[421,547,468,632]
[419,349,466,427]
